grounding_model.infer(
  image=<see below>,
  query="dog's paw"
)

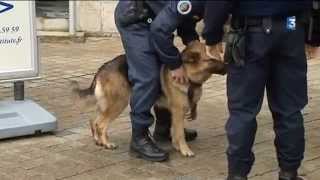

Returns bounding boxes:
[104,142,118,150]
[180,148,195,157]
[94,139,103,146]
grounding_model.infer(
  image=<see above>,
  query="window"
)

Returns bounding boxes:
[35,0,69,18]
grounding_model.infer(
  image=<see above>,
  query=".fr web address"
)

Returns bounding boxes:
[0,36,22,46]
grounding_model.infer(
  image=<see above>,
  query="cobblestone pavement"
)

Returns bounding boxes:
[0,38,319,180]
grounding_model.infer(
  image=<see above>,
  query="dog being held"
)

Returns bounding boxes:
[71,41,226,157]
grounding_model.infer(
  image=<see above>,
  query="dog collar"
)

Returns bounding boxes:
[189,80,202,88]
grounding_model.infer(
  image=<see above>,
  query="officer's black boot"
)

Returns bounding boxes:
[153,106,198,142]
[279,170,305,180]
[226,175,248,180]
[130,128,169,162]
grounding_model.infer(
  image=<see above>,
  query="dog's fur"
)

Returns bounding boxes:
[72,42,226,157]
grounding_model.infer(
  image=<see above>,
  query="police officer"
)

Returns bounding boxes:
[203,1,312,180]
[114,0,204,162]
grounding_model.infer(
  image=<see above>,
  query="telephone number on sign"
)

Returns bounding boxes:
[0,26,20,34]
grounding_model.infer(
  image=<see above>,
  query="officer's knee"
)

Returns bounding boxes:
[139,71,161,90]
[226,117,257,137]
[128,62,160,88]
[274,111,304,128]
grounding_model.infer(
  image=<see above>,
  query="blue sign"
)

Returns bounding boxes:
[0,1,13,14]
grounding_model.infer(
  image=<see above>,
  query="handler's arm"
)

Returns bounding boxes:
[149,2,182,70]
[177,18,200,46]
[202,1,232,45]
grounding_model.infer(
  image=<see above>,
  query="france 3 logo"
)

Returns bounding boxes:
[0,1,13,14]
[286,16,296,31]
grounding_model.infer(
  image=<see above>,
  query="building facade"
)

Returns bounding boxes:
[36,1,118,36]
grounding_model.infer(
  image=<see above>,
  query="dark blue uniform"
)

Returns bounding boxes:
[203,1,311,178]
[115,1,202,132]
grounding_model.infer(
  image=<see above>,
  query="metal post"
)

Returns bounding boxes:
[69,0,76,35]
[14,81,24,101]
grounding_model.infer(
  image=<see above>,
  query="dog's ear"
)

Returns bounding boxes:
[182,49,201,63]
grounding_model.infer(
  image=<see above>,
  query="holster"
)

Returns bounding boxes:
[224,20,246,67]
[305,1,320,47]
[225,16,275,66]
[118,1,153,27]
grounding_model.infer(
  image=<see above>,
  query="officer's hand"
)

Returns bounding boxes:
[171,66,188,84]
[206,42,224,62]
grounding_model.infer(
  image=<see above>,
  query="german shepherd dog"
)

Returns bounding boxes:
[72,41,226,157]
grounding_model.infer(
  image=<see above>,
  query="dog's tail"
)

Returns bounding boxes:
[70,75,98,108]
[71,72,98,99]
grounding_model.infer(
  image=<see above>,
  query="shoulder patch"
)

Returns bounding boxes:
[177,0,192,15]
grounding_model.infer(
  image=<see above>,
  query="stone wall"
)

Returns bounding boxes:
[76,1,118,36]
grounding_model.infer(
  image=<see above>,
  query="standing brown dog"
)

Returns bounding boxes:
[72,41,226,157]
